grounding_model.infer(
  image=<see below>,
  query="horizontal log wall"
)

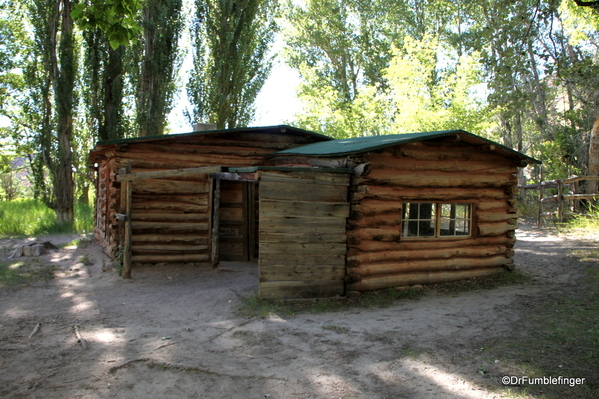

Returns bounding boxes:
[259,171,350,299]
[94,158,121,257]
[347,139,520,292]
[93,131,321,264]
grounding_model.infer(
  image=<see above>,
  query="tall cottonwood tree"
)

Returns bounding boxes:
[187,0,277,129]
[25,0,78,224]
[133,0,183,137]
[82,29,127,141]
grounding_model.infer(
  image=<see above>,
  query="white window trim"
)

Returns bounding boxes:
[401,201,473,239]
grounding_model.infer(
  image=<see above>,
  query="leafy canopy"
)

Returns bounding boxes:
[71,0,141,49]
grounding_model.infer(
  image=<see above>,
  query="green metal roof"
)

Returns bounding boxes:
[274,130,541,164]
[94,124,332,147]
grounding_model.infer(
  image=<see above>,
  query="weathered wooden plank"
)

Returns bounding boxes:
[127,142,273,157]
[476,201,508,211]
[132,179,210,195]
[131,221,209,233]
[259,242,347,255]
[347,227,401,242]
[363,155,514,174]
[131,200,209,213]
[116,150,264,165]
[352,185,507,201]
[354,170,516,188]
[260,265,345,281]
[130,212,209,222]
[260,232,347,244]
[132,194,209,206]
[352,199,402,216]
[348,236,515,252]
[210,178,219,266]
[117,166,221,182]
[132,244,208,252]
[478,222,518,237]
[259,253,345,267]
[348,267,505,291]
[350,255,509,277]
[476,213,517,223]
[347,245,509,265]
[259,217,347,234]
[260,171,351,186]
[132,234,209,244]
[348,212,402,227]
[132,254,210,263]
[121,179,133,278]
[386,144,512,163]
[259,280,344,299]
[260,181,348,202]
[260,200,350,218]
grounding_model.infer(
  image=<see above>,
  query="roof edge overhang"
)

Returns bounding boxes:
[272,130,542,166]
[93,124,332,148]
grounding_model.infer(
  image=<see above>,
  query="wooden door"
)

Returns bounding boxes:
[218,180,251,261]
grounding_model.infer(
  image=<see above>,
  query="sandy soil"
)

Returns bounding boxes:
[0,224,595,399]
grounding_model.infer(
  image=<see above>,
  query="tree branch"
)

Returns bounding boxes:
[573,0,599,9]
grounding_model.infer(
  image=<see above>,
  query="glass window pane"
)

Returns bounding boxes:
[455,204,468,219]
[419,220,435,236]
[441,203,452,217]
[406,220,419,236]
[455,220,469,235]
[419,203,435,219]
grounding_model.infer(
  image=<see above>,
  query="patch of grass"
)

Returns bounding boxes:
[487,263,599,399]
[0,199,94,237]
[428,270,531,294]
[559,205,599,238]
[0,259,56,289]
[239,271,528,318]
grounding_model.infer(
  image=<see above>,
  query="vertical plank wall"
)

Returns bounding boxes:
[258,171,351,299]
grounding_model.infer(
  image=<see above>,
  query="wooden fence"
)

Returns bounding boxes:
[519,175,599,224]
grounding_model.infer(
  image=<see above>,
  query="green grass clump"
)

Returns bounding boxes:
[0,259,56,289]
[561,204,599,237]
[0,199,93,236]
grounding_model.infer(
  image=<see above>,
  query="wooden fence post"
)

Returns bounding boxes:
[537,166,544,225]
[557,179,564,223]
[211,178,220,267]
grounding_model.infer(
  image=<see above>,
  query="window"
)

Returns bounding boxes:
[402,202,471,238]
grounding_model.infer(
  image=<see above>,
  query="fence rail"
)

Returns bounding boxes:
[518,175,599,224]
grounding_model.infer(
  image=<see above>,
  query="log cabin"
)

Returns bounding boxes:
[89,125,540,299]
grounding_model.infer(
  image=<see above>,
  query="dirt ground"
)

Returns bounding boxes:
[0,224,596,399]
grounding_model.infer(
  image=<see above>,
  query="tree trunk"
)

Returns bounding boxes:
[588,116,599,194]
[52,0,75,225]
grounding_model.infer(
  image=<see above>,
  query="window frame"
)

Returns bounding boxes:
[401,201,473,240]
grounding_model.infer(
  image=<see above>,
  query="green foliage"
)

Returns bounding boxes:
[0,1,28,114]
[71,0,141,49]
[562,204,599,236]
[385,35,492,135]
[21,0,78,225]
[187,0,278,129]
[0,199,93,236]
[134,0,184,137]
[282,0,599,186]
